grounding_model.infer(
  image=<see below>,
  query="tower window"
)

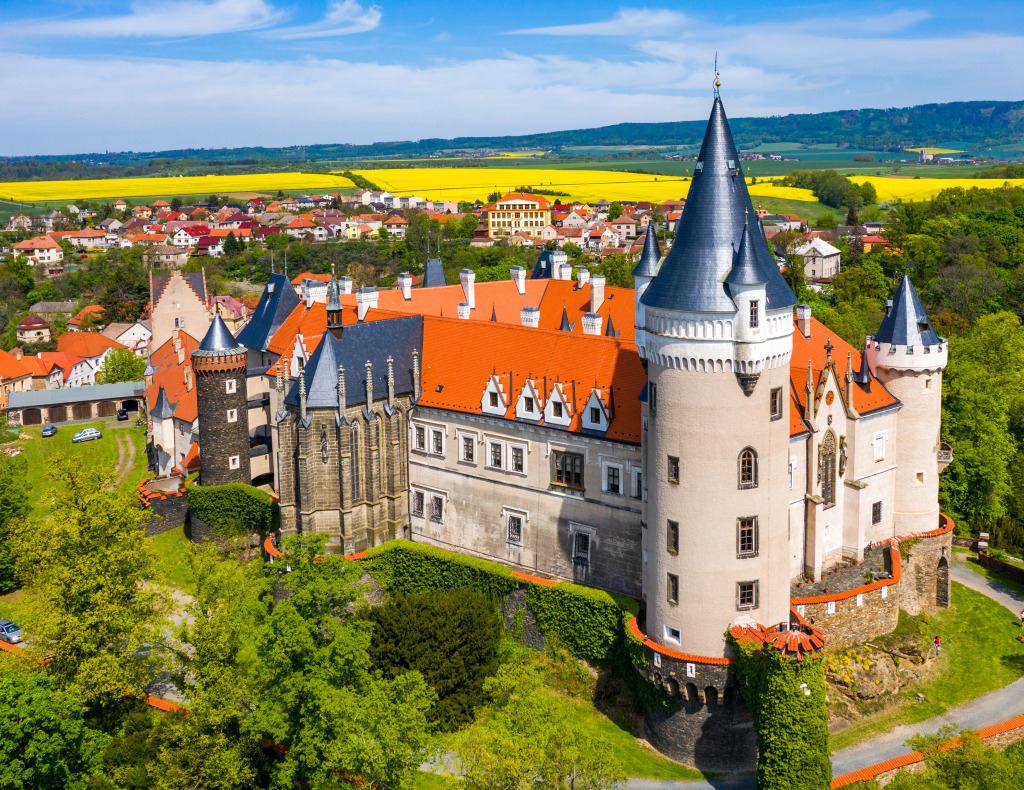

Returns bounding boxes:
[737,581,759,611]
[770,387,783,420]
[667,520,679,554]
[737,517,758,557]
[738,448,758,489]
[667,455,679,484]
[228,455,240,470]
[667,573,679,604]
[749,300,759,328]
[226,409,237,423]
[649,382,657,412]
[225,379,236,394]
[872,501,883,525]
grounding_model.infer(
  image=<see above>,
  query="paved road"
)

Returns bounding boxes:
[626,558,1024,789]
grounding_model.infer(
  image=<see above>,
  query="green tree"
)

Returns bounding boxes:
[816,212,838,230]
[59,239,74,258]
[606,201,623,221]
[11,454,172,707]
[0,454,29,592]
[170,197,183,212]
[223,232,242,256]
[591,253,633,288]
[0,673,110,790]
[96,347,147,384]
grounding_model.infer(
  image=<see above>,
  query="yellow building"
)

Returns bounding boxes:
[487,192,552,239]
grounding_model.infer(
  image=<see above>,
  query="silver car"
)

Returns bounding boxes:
[0,620,22,644]
[72,427,102,443]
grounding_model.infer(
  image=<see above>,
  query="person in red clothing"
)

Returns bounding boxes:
[934,636,941,656]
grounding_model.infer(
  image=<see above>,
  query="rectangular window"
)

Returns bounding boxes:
[738,517,758,558]
[572,531,591,565]
[429,495,444,523]
[414,425,425,451]
[667,573,679,604]
[462,435,474,463]
[872,501,883,525]
[489,391,499,408]
[770,387,783,420]
[225,379,237,394]
[667,455,679,484]
[737,581,759,611]
[605,465,620,495]
[411,490,424,517]
[874,431,887,462]
[552,401,563,418]
[553,451,584,489]
[663,625,681,644]
[510,445,525,473]
[431,429,443,455]
[229,455,240,470]
[507,514,523,545]
[489,442,503,469]
[667,520,679,554]
[590,406,601,424]
[632,469,642,499]
[226,409,237,423]
[649,382,657,411]
[525,396,534,413]
[749,300,759,328]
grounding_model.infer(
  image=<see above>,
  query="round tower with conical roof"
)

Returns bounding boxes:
[192,314,250,486]
[866,273,948,536]
[637,93,797,659]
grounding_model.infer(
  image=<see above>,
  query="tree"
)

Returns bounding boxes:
[223,232,242,256]
[607,202,623,221]
[816,212,838,230]
[845,204,859,227]
[0,673,110,790]
[170,197,183,212]
[10,454,172,707]
[0,453,29,592]
[96,348,147,385]
[59,239,74,258]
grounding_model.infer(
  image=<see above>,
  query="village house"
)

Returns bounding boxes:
[795,237,842,281]
[16,315,52,345]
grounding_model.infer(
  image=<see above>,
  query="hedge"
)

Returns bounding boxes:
[186,483,278,539]
[362,540,638,664]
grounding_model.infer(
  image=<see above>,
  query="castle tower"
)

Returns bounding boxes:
[150,385,177,477]
[637,92,797,658]
[866,274,948,535]
[632,224,661,350]
[192,315,251,486]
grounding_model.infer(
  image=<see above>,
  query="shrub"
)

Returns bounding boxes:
[185,483,278,540]
[358,589,502,731]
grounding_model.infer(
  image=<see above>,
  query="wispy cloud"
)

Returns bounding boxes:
[510,8,688,37]
[268,0,381,40]
[7,0,283,38]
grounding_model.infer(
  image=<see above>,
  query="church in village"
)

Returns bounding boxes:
[144,91,954,767]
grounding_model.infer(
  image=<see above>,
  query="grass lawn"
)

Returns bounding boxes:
[830,581,1024,751]
[147,527,196,591]
[9,421,149,519]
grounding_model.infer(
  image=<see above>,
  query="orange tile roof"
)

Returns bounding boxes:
[34,351,84,381]
[535,280,635,342]
[14,236,61,251]
[0,349,29,381]
[291,272,332,285]
[495,192,552,210]
[418,317,644,444]
[57,331,125,358]
[68,305,105,327]
[146,332,201,423]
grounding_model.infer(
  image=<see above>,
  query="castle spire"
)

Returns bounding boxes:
[631,224,662,278]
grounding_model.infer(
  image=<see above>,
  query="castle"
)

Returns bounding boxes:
[146,92,954,768]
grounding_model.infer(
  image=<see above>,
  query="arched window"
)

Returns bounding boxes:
[738,448,758,489]
[819,430,836,508]
[350,424,361,502]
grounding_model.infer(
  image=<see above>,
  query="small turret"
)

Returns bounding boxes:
[725,217,768,395]
[326,264,343,337]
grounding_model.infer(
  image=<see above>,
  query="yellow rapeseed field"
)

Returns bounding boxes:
[353,168,816,204]
[904,147,964,154]
[0,173,355,203]
[847,176,1024,202]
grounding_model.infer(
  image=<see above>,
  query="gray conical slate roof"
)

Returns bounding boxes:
[151,385,177,419]
[559,305,573,332]
[724,218,767,290]
[641,95,795,314]
[193,314,242,357]
[874,273,940,347]
[631,227,661,277]
[605,313,620,337]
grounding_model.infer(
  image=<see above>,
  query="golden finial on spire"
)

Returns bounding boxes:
[714,52,721,95]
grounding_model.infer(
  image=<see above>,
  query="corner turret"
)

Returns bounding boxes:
[632,226,662,349]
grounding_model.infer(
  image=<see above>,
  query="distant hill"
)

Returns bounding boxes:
[4,100,1023,167]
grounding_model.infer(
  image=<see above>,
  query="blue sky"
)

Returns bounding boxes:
[1,0,1022,156]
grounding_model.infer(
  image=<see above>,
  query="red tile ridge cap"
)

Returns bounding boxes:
[792,542,901,605]
[511,570,558,587]
[627,616,734,666]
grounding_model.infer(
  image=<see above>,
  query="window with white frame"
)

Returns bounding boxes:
[509,444,525,474]
[229,455,240,470]
[488,441,503,469]
[632,469,642,499]
[411,490,424,517]
[414,425,426,451]
[604,463,622,495]
[789,456,798,490]
[507,511,524,545]
[429,495,444,523]
[431,428,444,456]
[663,625,681,644]
[226,409,237,423]
[873,431,888,462]
[461,434,475,463]
[225,379,237,394]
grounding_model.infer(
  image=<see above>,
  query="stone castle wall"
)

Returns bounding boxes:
[977,552,1024,587]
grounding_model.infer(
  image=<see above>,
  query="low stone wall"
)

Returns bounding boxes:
[953,536,978,551]
[187,513,226,546]
[978,552,1024,587]
[147,493,188,536]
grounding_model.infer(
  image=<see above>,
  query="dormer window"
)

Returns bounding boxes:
[553,401,563,418]
[490,392,499,408]
[590,407,600,423]
[525,396,534,413]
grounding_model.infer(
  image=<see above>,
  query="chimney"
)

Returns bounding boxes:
[590,274,606,313]
[581,312,603,336]
[521,306,540,328]
[796,304,812,339]
[176,343,185,366]
[457,301,471,320]
[397,272,413,300]
[576,267,590,289]
[356,286,378,321]
[558,262,572,281]
[338,276,353,295]
[510,266,526,295]
[460,268,476,309]
[184,366,193,392]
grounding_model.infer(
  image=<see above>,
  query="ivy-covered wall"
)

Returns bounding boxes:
[186,483,278,539]
[362,540,638,664]
[730,634,831,790]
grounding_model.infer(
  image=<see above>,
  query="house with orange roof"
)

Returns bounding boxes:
[486,193,552,240]
[13,235,63,265]
[57,331,126,386]
[131,205,153,219]
[285,216,317,238]
[67,304,105,331]
[146,330,201,476]
[382,215,409,238]
[0,349,32,409]
[16,314,51,345]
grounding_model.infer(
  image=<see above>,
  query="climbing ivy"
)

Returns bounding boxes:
[185,482,278,539]
[729,633,832,790]
[524,581,638,663]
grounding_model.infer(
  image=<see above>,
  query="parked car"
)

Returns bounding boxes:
[42,425,58,437]
[0,620,22,645]
[72,427,102,443]
[116,409,129,421]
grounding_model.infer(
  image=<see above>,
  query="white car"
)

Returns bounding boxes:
[72,427,102,443]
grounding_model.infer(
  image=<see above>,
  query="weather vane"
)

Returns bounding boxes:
[714,53,721,97]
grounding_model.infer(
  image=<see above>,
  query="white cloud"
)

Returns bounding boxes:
[268,0,381,40]
[7,0,283,38]
[511,8,688,37]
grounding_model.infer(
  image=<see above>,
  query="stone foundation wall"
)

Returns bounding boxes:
[146,493,188,536]
[795,578,899,652]
[977,552,1024,587]
[899,530,953,616]
[187,514,226,547]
